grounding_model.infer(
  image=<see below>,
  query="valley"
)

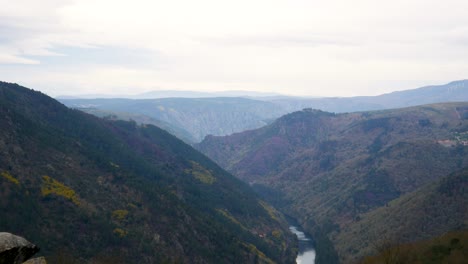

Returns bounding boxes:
[197,103,468,263]
[2,2,468,263]
[1,81,467,264]
[0,82,297,263]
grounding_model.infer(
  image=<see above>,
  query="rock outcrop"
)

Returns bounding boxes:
[23,257,47,264]
[0,233,39,264]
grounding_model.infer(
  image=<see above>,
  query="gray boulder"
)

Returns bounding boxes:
[0,233,39,264]
[23,257,46,264]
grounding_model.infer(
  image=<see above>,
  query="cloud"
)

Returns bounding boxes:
[197,34,358,48]
[0,53,40,64]
[0,0,467,96]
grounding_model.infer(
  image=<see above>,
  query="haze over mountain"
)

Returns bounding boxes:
[57,90,286,100]
[271,80,468,113]
[61,97,285,142]
[78,107,197,144]
[61,80,468,143]
[197,103,468,263]
[0,81,297,263]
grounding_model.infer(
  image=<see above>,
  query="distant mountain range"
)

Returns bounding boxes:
[196,103,468,263]
[60,80,468,143]
[0,81,296,263]
[57,90,286,99]
[60,97,285,142]
[270,80,468,113]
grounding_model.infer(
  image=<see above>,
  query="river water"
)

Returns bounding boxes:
[289,224,316,264]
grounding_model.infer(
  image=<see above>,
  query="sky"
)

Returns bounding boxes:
[0,0,467,97]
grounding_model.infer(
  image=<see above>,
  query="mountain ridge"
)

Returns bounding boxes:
[56,90,286,100]
[0,81,297,263]
[196,102,468,263]
[60,80,468,143]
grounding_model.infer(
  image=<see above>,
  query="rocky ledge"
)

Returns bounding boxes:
[0,233,44,264]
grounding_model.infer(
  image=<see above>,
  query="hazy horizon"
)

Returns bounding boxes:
[49,79,467,99]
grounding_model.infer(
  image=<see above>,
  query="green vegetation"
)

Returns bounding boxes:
[197,103,468,263]
[360,230,468,264]
[336,168,468,263]
[454,131,468,141]
[0,81,296,263]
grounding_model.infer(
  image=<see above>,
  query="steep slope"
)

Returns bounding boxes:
[197,104,468,263]
[360,230,468,264]
[75,107,196,144]
[338,168,468,263]
[0,82,296,263]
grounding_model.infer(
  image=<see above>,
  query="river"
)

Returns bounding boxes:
[289,222,316,264]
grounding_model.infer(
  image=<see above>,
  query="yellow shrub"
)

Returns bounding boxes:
[272,229,282,239]
[242,243,275,264]
[113,228,127,238]
[185,161,216,184]
[259,201,279,221]
[1,171,19,185]
[41,176,80,205]
[216,209,247,230]
[112,209,129,221]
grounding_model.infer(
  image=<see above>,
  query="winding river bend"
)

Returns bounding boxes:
[288,222,316,264]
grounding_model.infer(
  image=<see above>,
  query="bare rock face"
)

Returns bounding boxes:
[0,233,39,264]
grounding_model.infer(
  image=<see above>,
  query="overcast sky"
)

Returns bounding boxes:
[0,0,467,97]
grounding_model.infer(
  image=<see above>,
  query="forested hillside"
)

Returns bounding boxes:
[338,168,468,263]
[0,82,297,263]
[197,103,468,263]
[361,230,468,264]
